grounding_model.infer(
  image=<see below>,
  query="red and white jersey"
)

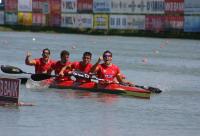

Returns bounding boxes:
[34,58,55,74]
[97,63,121,82]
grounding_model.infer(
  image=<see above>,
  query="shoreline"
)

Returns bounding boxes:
[0,25,200,40]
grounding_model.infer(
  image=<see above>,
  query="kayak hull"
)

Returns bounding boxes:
[49,80,150,99]
[97,84,150,99]
[50,80,74,89]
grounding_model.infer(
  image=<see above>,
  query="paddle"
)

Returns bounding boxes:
[1,65,30,84]
[1,65,57,81]
[1,65,32,74]
[30,74,56,81]
[30,70,102,81]
[30,70,103,82]
[71,71,162,94]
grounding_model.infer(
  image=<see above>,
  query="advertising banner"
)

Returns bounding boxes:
[61,13,93,28]
[50,0,61,14]
[32,13,46,26]
[165,0,184,14]
[165,15,183,30]
[93,0,111,13]
[0,0,4,10]
[5,12,18,24]
[110,15,127,29]
[43,1,49,14]
[49,13,61,26]
[184,16,200,32]
[0,11,4,24]
[61,0,77,13]
[93,14,109,29]
[184,0,200,14]
[111,0,164,14]
[146,0,165,14]
[33,0,45,13]
[77,0,93,13]
[145,15,165,31]
[127,15,145,30]
[5,0,17,12]
[0,78,20,103]
[61,13,76,27]
[18,0,32,12]
[18,12,32,26]
[76,14,93,28]
[111,0,147,14]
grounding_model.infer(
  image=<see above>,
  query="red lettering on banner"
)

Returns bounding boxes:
[165,0,184,13]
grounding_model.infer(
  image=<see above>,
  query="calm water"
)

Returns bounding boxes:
[0,32,200,136]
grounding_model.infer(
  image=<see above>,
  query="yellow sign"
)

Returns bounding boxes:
[93,14,108,29]
[18,12,32,26]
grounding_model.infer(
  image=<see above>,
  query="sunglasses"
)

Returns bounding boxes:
[103,54,112,58]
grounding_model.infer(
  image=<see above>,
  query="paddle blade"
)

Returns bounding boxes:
[1,65,25,74]
[31,74,55,81]
[135,85,162,94]
[148,87,162,94]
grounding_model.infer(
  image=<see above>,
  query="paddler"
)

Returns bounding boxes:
[60,52,93,83]
[25,48,55,74]
[90,50,133,86]
[52,50,72,81]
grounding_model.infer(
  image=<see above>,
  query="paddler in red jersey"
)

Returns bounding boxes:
[60,52,93,83]
[71,52,93,83]
[52,50,72,81]
[91,50,133,86]
[25,48,55,74]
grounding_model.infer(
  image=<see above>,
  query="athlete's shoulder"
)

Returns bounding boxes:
[112,63,119,68]
[88,63,93,67]
[34,58,42,64]
[111,64,120,70]
[72,61,79,66]
[49,59,56,63]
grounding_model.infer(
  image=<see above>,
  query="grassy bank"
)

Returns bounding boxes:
[0,25,200,40]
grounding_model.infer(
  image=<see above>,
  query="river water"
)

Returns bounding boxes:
[0,32,200,136]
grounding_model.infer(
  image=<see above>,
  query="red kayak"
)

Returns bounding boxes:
[49,80,150,99]
[0,65,161,98]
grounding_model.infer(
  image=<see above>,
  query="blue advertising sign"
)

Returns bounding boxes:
[184,16,200,32]
[184,0,200,14]
[146,0,165,14]
[93,0,111,13]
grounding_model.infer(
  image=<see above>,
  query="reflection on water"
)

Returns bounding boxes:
[49,89,119,104]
